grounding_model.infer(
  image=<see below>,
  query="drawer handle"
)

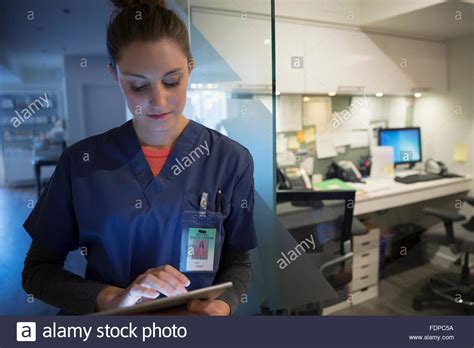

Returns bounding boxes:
[361,241,371,246]
[361,253,370,257]
[361,265,369,269]
[361,275,369,280]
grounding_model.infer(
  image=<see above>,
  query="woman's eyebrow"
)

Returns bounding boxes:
[122,72,147,79]
[122,68,183,79]
[163,68,183,76]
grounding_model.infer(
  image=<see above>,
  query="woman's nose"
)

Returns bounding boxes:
[149,85,168,109]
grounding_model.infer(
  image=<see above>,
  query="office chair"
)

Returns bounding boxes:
[413,197,474,314]
[276,190,356,315]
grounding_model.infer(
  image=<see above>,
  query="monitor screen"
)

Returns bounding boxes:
[378,128,422,165]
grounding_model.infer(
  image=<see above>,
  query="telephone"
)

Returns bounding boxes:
[425,158,448,176]
[277,168,291,190]
[277,167,312,190]
[326,160,364,183]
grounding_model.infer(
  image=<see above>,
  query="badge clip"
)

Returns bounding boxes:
[199,192,208,218]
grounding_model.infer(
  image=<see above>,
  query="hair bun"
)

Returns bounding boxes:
[111,0,167,10]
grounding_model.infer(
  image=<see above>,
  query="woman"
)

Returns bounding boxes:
[196,241,207,259]
[22,0,256,316]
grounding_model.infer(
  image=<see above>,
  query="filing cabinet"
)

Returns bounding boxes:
[323,225,381,315]
[350,225,380,297]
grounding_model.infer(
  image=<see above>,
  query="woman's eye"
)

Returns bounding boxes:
[131,84,148,92]
[163,80,180,87]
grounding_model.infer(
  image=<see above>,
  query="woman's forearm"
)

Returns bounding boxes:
[22,242,252,315]
[214,250,252,314]
[22,241,109,315]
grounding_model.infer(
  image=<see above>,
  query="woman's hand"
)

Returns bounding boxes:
[186,299,231,316]
[95,265,190,312]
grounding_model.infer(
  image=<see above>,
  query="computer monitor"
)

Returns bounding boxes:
[378,127,422,167]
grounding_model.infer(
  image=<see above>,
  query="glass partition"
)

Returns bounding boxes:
[184,0,275,314]
[186,0,342,314]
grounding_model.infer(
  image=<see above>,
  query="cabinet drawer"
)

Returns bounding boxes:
[353,262,379,278]
[351,270,379,292]
[354,227,380,244]
[353,238,380,254]
[353,228,380,253]
[352,284,379,305]
[353,248,379,267]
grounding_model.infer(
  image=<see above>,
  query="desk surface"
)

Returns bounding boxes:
[351,175,472,216]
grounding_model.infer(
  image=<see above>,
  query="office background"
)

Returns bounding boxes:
[0,0,473,316]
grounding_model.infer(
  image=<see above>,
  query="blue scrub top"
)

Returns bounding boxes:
[24,119,257,291]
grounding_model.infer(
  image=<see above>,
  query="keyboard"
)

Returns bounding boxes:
[394,173,443,184]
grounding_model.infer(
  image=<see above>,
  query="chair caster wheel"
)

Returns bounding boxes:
[413,296,423,311]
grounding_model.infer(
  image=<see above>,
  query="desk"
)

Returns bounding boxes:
[351,176,472,216]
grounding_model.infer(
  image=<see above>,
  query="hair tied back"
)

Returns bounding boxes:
[111,0,167,10]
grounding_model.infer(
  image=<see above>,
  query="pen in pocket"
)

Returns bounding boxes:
[216,189,222,213]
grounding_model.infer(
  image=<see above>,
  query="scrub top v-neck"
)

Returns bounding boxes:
[24,119,257,291]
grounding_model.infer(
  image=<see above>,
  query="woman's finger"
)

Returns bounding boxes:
[187,299,231,316]
[187,299,212,314]
[150,270,188,295]
[119,284,159,307]
[160,265,191,286]
[128,283,160,299]
[140,273,182,297]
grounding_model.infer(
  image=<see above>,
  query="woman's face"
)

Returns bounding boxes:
[110,39,191,134]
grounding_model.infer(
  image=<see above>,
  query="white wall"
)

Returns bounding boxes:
[413,35,474,190]
[191,8,272,88]
[63,55,125,144]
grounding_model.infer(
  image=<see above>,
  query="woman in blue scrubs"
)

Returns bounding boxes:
[22,0,257,316]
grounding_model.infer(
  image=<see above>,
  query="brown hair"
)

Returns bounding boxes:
[107,0,193,69]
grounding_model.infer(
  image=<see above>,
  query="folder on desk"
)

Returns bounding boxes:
[313,178,357,191]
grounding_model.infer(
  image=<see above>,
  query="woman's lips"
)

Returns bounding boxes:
[147,112,171,120]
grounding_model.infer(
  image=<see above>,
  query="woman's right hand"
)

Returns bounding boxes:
[95,265,190,312]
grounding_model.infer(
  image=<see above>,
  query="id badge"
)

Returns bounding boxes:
[180,211,222,273]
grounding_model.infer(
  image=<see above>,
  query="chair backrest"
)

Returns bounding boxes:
[276,190,356,311]
[276,190,355,255]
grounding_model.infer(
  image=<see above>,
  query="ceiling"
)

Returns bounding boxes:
[0,0,112,83]
[361,0,474,41]
[195,0,473,40]
[0,0,111,55]
[0,0,472,84]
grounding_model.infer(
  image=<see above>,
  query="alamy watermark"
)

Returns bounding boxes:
[171,140,210,176]
[330,94,368,129]
[10,93,50,128]
[277,234,316,269]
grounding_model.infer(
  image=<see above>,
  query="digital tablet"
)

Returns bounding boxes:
[93,282,233,315]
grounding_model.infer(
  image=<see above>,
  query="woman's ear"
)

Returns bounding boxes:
[107,63,118,82]
[187,58,195,74]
